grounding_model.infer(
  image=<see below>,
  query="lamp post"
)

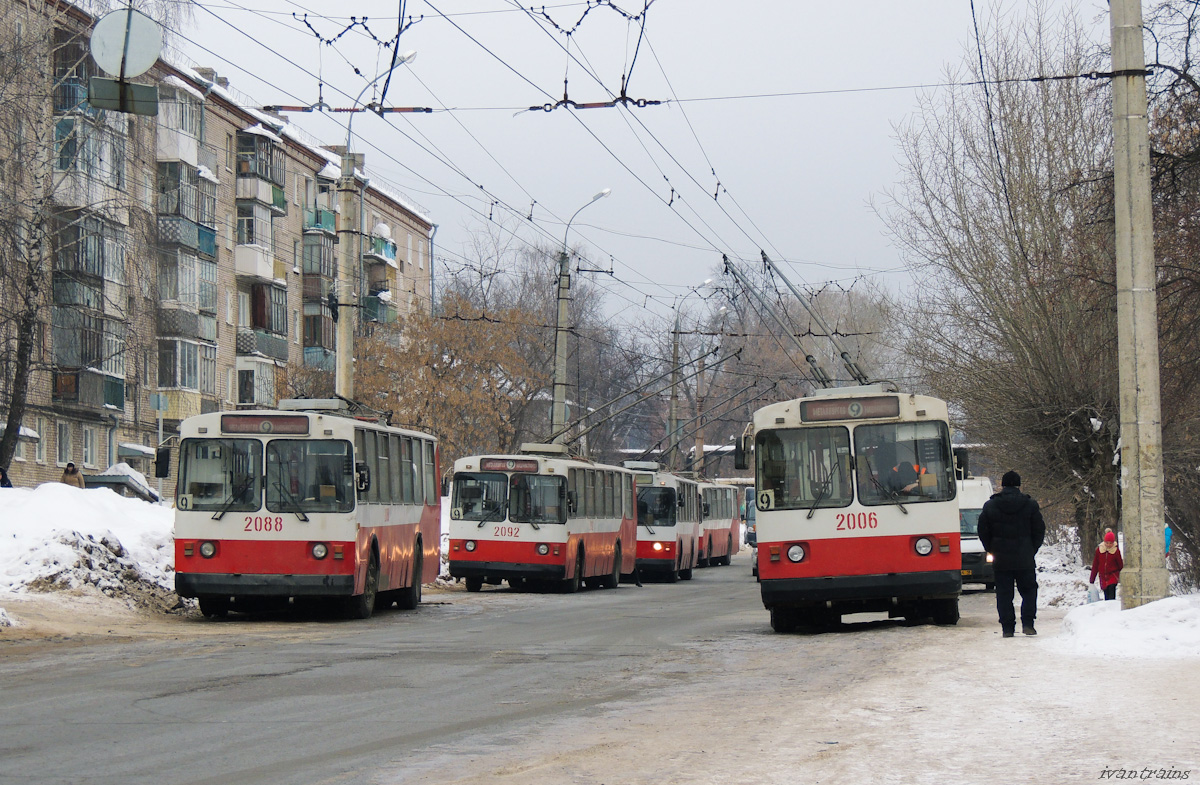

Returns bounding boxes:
[335,51,417,400]
[551,188,610,443]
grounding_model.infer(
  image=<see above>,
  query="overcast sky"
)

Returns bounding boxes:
[173,0,1110,332]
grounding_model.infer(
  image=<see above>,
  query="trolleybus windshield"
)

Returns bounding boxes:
[855,421,954,505]
[508,474,566,524]
[265,439,354,514]
[452,472,509,521]
[178,438,263,512]
[755,427,852,511]
[638,487,678,526]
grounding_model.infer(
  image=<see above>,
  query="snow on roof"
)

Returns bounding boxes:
[241,123,284,144]
[118,442,156,457]
[162,74,207,102]
[197,164,219,183]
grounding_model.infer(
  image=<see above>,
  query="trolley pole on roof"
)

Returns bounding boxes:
[1111,0,1168,608]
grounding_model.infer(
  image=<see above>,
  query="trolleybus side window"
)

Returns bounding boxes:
[388,435,402,503]
[452,472,507,520]
[509,473,566,524]
[855,421,954,505]
[755,427,852,511]
[179,438,263,511]
[413,439,426,504]
[424,441,437,505]
[265,439,353,513]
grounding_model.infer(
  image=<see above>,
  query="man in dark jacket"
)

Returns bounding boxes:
[977,470,1046,637]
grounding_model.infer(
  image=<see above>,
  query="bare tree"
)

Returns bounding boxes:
[878,2,1121,559]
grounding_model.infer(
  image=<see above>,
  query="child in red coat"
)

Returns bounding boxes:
[1089,529,1124,601]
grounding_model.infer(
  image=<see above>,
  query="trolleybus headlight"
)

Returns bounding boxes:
[311,543,329,560]
[986,552,994,563]
[199,541,217,559]
[786,544,806,563]
[536,543,550,556]
[652,542,664,552]
[914,537,934,556]
[465,540,477,552]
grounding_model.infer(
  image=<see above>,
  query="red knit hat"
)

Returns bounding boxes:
[1104,530,1116,543]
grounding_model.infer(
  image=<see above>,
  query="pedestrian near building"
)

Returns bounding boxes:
[1089,528,1124,601]
[977,470,1046,637]
[0,466,12,488]
[1165,522,1173,560]
[60,462,85,488]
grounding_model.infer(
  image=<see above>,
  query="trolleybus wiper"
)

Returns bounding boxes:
[212,476,258,520]
[476,503,506,528]
[806,480,830,520]
[271,480,310,522]
[864,457,908,514]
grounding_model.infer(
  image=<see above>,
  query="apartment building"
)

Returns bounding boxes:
[0,1,434,490]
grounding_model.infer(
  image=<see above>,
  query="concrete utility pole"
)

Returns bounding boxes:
[335,147,361,400]
[550,189,610,443]
[693,354,706,477]
[667,315,680,470]
[1111,0,1168,608]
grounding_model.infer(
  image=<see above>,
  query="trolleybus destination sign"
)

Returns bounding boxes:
[799,396,901,422]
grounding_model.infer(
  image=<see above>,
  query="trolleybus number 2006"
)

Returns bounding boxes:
[835,512,879,531]
[244,516,285,532]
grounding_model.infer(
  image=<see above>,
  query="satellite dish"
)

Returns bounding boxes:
[90,9,162,79]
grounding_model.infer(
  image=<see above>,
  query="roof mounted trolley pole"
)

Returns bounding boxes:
[1111,0,1167,608]
[759,252,871,386]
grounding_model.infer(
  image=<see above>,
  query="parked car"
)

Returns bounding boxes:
[958,476,995,591]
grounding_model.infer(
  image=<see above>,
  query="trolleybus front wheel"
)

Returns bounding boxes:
[199,597,229,619]
[347,552,379,620]
[600,545,621,589]
[465,576,483,593]
[397,545,423,610]
[562,550,584,593]
[769,607,800,633]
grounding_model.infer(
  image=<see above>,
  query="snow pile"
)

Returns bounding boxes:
[0,607,18,627]
[0,483,175,612]
[1049,594,1200,658]
[1036,536,1091,608]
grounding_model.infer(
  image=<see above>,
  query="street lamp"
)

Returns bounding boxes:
[550,188,611,443]
[335,51,417,400]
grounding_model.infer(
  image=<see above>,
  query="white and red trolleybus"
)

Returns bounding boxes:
[448,443,637,592]
[742,385,961,631]
[173,399,441,619]
[700,482,741,567]
[626,463,701,582]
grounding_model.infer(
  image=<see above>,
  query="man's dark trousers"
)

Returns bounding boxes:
[994,568,1038,631]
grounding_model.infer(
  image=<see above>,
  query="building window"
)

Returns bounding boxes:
[236,202,272,247]
[82,426,97,468]
[57,420,72,465]
[238,291,250,328]
[158,339,199,390]
[36,417,46,463]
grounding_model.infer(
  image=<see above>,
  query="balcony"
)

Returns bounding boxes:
[197,225,217,258]
[304,346,336,372]
[159,215,200,251]
[163,389,202,423]
[235,176,275,206]
[237,328,289,362]
[271,184,288,215]
[303,208,337,234]
[156,125,199,167]
[158,308,202,339]
[104,376,125,409]
[52,369,105,407]
[363,295,397,324]
[234,243,274,282]
[363,236,397,267]
[54,79,97,116]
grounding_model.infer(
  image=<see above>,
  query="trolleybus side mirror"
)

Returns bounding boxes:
[734,436,749,471]
[441,477,449,497]
[355,462,371,493]
[566,489,577,515]
[154,447,171,479]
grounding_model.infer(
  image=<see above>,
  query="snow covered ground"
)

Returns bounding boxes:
[2,481,1198,662]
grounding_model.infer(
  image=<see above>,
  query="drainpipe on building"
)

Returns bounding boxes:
[107,413,119,469]
[429,223,438,315]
